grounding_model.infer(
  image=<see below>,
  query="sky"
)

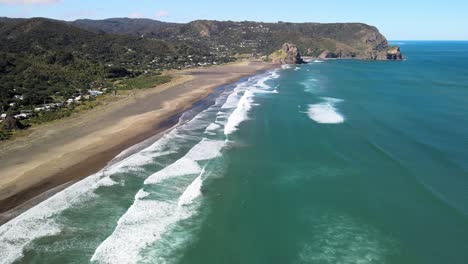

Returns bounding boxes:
[0,0,467,40]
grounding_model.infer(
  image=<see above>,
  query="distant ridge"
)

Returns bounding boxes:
[70,18,403,60]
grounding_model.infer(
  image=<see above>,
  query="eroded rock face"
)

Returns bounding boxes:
[319,46,403,61]
[271,43,305,64]
[282,43,304,64]
[318,50,339,59]
[386,46,403,60]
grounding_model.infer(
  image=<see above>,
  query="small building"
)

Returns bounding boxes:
[14,113,30,119]
[89,90,103,96]
[0,113,7,119]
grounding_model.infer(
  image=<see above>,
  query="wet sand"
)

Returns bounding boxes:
[0,60,276,224]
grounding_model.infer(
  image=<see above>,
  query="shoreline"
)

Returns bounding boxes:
[0,60,277,225]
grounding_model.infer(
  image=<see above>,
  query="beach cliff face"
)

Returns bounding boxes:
[318,46,403,60]
[315,29,403,61]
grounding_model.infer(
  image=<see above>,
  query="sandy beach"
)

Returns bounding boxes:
[0,60,276,223]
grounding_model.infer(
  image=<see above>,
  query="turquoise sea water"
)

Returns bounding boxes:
[1,41,468,264]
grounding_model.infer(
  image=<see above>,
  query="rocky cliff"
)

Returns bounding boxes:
[385,46,403,60]
[270,43,305,64]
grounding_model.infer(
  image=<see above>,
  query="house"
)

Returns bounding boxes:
[89,90,103,96]
[34,107,46,112]
[0,113,6,119]
[14,113,30,119]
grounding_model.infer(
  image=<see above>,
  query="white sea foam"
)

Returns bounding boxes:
[144,138,223,185]
[307,97,345,124]
[178,173,203,207]
[221,94,240,109]
[144,157,201,185]
[94,176,118,188]
[296,213,392,264]
[321,97,343,103]
[93,137,224,263]
[301,78,321,94]
[224,90,254,135]
[185,139,225,161]
[255,74,275,89]
[90,199,192,264]
[108,98,224,172]
[314,59,324,63]
[271,70,280,79]
[221,86,244,109]
[205,122,222,132]
[0,215,61,264]
[252,89,278,94]
[103,136,180,176]
[281,64,292,69]
[0,171,108,264]
[0,129,188,264]
[223,71,280,135]
[135,189,150,200]
[0,98,227,263]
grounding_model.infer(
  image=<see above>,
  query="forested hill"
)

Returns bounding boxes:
[0,17,230,134]
[0,17,220,68]
[71,18,399,60]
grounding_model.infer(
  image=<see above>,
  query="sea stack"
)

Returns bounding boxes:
[270,43,306,64]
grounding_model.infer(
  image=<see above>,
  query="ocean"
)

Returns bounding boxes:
[1,41,468,264]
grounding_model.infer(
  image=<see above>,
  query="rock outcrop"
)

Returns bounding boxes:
[385,46,403,60]
[318,46,403,61]
[270,43,305,64]
[318,50,338,59]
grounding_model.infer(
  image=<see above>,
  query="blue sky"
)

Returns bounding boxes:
[1,0,467,40]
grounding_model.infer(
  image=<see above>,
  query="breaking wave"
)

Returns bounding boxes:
[90,70,280,263]
[306,97,345,124]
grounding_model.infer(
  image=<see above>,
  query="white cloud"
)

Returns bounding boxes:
[155,10,169,18]
[0,0,61,4]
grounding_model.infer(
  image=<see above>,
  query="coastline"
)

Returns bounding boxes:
[0,60,277,224]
